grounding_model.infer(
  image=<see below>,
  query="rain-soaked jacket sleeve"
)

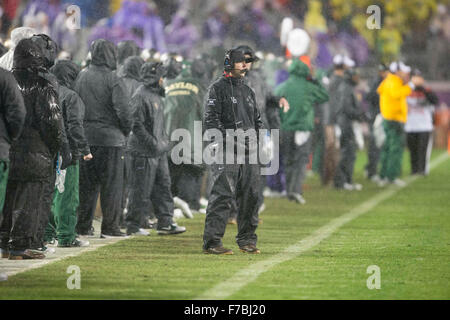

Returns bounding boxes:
[252,90,264,131]
[203,85,225,134]
[1,71,26,140]
[311,79,329,105]
[66,90,91,156]
[111,75,133,137]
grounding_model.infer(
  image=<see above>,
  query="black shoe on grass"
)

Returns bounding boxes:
[239,244,261,254]
[58,239,90,247]
[203,246,234,255]
[100,231,129,239]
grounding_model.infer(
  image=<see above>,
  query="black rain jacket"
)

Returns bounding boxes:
[120,56,144,99]
[0,68,26,161]
[128,85,169,158]
[204,75,263,147]
[74,39,133,147]
[9,39,64,181]
[51,60,91,161]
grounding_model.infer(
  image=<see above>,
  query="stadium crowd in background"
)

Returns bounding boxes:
[0,0,447,259]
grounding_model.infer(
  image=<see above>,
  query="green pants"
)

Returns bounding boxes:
[379,120,405,181]
[45,162,79,245]
[0,160,9,221]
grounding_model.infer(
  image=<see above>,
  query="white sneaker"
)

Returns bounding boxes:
[353,183,363,191]
[198,208,206,214]
[37,247,56,254]
[173,197,194,219]
[370,175,381,183]
[129,228,150,236]
[258,203,266,214]
[263,188,272,197]
[0,273,7,282]
[173,208,184,219]
[392,178,406,187]
[289,193,306,204]
[343,183,354,191]
[377,178,389,187]
[199,198,208,208]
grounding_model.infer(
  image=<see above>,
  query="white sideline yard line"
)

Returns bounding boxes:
[0,220,124,278]
[195,152,449,300]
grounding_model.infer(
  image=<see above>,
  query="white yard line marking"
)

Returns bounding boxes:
[195,152,449,300]
[0,220,124,277]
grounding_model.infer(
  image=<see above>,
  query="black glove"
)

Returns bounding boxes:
[60,142,73,170]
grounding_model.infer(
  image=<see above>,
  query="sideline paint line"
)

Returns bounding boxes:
[0,220,124,278]
[195,152,449,300]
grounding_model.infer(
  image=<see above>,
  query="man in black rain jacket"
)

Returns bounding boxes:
[0,68,26,228]
[126,62,186,236]
[202,48,263,255]
[44,60,92,247]
[0,39,64,260]
[116,40,141,78]
[334,69,365,190]
[74,39,133,238]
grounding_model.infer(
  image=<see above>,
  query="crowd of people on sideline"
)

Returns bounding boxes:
[0,20,441,258]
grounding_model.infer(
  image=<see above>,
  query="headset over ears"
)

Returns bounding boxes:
[224,50,233,71]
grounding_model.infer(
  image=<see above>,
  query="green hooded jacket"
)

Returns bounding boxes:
[275,59,329,131]
[164,64,206,164]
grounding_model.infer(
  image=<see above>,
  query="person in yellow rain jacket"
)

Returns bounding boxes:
[377,61,421,186]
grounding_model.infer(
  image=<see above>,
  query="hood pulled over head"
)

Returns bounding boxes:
[30,34,58,69]
[51,60,81,89]
[13,38,46,73]
[90,39,118,70]
[117,40,141,65]
[122,56,144,81]
[288,59,310,78]
[140,61,166,87]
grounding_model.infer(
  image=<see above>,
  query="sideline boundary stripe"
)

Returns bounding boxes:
[195,152,449,300]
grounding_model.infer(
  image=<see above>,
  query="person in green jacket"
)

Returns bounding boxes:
[275,59,329,204]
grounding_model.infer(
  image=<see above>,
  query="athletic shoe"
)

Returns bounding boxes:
[288,193,306,204]
[46,239,58,246]
[228,217,237,225]
[392,178,406,187]
[173,208,184,219]
[0,273,7,282]
[58,239,90,248]
[100,231,129,239]
[239,244,261,254]
[127,228,150,236]
[343,183,355,191]
[199,198,208,208]
[157,223,186,235]
[370,175,382,183]
[203,246,233,255]
[36,246,56,254]
[258,203,266,215]
[353,183,363,191]
[9,249,45,260]
[377,178,389,187]
[78,226,95,237]
[174,197,194,219]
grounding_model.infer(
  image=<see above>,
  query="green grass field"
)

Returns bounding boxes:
[0,150,449,300]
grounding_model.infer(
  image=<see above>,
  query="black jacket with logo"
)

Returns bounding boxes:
[204,75,263,134]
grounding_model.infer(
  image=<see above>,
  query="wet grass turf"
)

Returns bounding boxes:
[0,150,448,299]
